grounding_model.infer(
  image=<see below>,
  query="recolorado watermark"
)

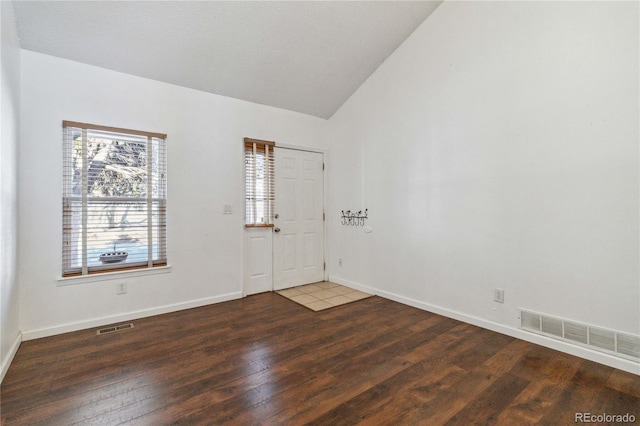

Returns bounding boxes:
[575,412,636,423]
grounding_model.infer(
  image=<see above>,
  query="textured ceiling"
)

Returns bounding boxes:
[13,1,442,119]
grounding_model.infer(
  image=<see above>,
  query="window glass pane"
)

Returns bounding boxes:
[245,143,273,226]
[72,131,149,198]
[86,200,149,266]
[256,200,265,224]
[151,137,166,198]
[151,200,166,261]
[64,199,83,269]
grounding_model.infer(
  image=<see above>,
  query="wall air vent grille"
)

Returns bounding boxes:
[520,311,541,331]
[564,321,588,345]
[96,323,134,335]
[519,310,639,362]
[617,334,640,359]
[541,316,563,338]
[589,327,616,352]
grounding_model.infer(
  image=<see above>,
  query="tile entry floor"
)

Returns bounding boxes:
[276,282,373,311]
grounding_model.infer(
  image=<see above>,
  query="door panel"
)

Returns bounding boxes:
[282,179,296,221]
[283,234,296,271]
[273,149,324,290]
[243,228,272,295]
[303,233,316,268]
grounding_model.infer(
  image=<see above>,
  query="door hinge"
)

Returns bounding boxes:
[323,262,326,271]
[323,163,325,171]
[323,212,325,221]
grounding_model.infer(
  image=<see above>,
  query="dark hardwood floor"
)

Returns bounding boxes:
[1,292,638,425]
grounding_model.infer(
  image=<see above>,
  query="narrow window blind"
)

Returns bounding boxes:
[62,121,167,276]
[244,138,275,227]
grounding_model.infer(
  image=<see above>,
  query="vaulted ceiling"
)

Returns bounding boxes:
[13,1,442,119]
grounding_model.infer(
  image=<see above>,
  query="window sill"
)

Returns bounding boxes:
[57,265,172,286]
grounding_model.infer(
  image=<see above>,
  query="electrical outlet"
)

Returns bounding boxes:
[117,281,127,295]
[223,204,233,214]
[338,258,343,267]
[494,288,504,303]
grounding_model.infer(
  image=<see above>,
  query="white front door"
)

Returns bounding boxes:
[273,148,324,290]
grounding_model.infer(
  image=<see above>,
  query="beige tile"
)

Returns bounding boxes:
[278,283,370,312]
[331,286,356,295]
[297,284,323,294]
[315,282,340,289]
[324,295,354,306]
[344,290,372,301]
[278,288,303,297]
[309,289,341,300]
[305,300,333,311]
[290,294,319,304]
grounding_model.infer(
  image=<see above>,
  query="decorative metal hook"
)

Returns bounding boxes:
[341,209,368,226]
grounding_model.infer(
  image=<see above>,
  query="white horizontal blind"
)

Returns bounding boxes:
[62,121,167,276]
[244,138,275,226]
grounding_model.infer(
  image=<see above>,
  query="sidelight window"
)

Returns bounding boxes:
[244,138,275,227]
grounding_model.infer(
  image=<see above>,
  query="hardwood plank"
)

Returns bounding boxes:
[1,292,638,425]
[281,323,511,425]
[102,296,424,423]
[536,360,617,425]
[494,353,581,425]
[590,386,640,421]
[443,373,530,425]
[607,368,640,398]
[170,302,442,422]
[368,339,534,425]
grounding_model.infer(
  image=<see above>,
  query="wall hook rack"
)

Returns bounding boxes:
[341,209,368,226]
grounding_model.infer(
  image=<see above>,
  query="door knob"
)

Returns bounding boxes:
[274,227,281,233]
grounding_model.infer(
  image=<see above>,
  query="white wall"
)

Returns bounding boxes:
[1,0,21,381]
[18,51,327,338]
[327,1,639,372]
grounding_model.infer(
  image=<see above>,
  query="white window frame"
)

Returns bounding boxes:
[62,121,168,277]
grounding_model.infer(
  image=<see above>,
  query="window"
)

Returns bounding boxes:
[62,121,167,276]
[244,138,275,227]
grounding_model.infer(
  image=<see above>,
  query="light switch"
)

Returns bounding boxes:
[223,204,233,214]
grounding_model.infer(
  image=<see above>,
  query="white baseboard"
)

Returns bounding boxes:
[329,275,640,376]
[21,292,243,341]
[1,332,22,384]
